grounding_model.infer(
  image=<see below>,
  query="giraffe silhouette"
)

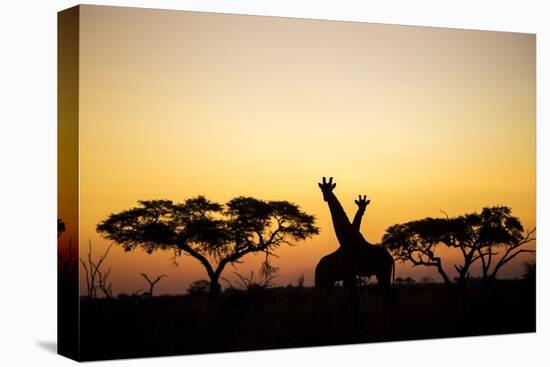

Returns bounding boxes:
[315,195,369,290]
[316,177,395,298]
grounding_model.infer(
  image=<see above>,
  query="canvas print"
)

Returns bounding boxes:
[58,5,536,361]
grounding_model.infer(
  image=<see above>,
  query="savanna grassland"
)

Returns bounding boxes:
[79,279,535,361]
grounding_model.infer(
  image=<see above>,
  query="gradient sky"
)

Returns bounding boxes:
[66,5,535,295]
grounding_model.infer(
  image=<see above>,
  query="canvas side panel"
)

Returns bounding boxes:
[58,5,80,361]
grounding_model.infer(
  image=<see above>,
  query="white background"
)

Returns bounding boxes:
[0,0,548,366]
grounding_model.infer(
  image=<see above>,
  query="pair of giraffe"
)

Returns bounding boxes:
[315,177,394,296]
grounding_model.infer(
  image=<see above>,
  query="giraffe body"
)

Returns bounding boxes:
[315,245,394,290]
[315,178,395,293]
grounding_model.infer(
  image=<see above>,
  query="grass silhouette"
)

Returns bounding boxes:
[79,279,534,361]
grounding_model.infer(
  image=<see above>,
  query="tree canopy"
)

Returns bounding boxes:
[382,206,535,287]
[97,196,319,294]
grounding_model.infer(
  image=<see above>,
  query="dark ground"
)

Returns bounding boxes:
[79,279,535,361]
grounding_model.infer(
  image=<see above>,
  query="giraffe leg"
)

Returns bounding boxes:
[343,276,357,291]
[376,268,394,335]
[343,274,361,337]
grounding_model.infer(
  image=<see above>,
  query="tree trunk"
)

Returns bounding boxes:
[456,272,469,289]
[209,275,221,296]
[479,252,489,285]
[455,250,475,289]
[436,260,452,288]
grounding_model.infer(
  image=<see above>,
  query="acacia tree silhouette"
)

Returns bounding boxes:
[97,196,319,295]
[473,207,535,284]
[382,206,535,288]
[382,217,454,287]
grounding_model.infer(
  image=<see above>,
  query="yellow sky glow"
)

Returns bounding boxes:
[65,6,535,294]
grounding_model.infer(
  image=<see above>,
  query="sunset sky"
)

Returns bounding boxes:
[60,5,535,295]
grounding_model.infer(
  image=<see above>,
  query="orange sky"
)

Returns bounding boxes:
[60,5,535,295]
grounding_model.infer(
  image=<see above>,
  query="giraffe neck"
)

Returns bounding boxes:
[325,191,362,249]
[352,207,366,232]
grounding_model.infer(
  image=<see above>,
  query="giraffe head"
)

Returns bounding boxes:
[354,195,370,211]
[318,177,337,202]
